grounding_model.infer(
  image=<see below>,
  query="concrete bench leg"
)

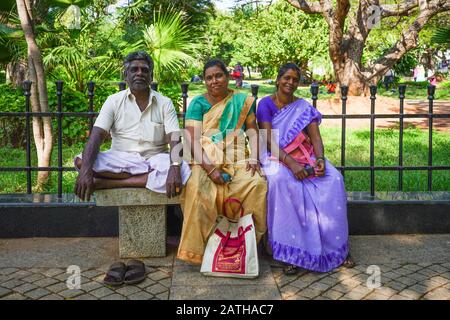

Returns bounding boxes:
[119,205,166,258]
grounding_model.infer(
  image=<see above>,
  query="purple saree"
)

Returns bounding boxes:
[257,97,349,272]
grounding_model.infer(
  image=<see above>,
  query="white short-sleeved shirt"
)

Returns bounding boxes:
[94,88,180,159]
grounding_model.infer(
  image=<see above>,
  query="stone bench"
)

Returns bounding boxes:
[95,188,180,258]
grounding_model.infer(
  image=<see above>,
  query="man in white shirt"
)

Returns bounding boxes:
[74,51,190,201]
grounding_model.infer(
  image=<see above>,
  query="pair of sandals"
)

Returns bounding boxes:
[103,260,146,286]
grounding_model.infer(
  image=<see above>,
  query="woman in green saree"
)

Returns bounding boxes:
[177,59,267,265]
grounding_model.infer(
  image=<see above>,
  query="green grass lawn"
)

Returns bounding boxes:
[377,81,450,100]
[0,127,448,194]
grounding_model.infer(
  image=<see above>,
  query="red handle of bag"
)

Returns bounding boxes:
[222,197,244,219]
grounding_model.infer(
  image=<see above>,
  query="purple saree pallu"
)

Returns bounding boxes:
[260,99,349,272]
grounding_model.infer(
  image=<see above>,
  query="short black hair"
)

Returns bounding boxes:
[123,51,154,76]
[203,59,229,77]
[276,63,301,82]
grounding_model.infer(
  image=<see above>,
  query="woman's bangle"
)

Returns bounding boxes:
[207,167,217,176]
[316,156,325,162]
[282,153,288,163]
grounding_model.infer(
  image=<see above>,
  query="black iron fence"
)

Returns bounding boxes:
[0,81,448,198]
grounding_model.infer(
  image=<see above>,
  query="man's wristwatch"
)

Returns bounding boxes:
[170,161,181,167]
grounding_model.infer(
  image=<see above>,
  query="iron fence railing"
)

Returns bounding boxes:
[0,81,448,197]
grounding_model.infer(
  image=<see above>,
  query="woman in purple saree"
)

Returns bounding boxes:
[256,63,354,274]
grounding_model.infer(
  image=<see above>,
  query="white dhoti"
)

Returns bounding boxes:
[75,150,191,193]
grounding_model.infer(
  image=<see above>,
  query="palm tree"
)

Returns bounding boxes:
[134,8,195,84]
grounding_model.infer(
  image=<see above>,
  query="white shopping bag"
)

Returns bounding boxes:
[200,198,259,279]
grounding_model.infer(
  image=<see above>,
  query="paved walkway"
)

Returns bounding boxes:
[0,235,449,300]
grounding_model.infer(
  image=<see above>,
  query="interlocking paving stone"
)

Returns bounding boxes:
[385,281,408,291]
[330,284,352,294]
[408,272,429,282]
[396,276,418,286]
[0,287,12,298]
[402,264,423,272]
[313,296,331,300]
[372,286,396,298]
[81,281,103,292]
[429,276,449,285]
[407,284,430,295]
[46,282,68,293]
[54,273,69,282]
[341,290,368,300]
[115,286,141,297]
[418,269,440,277]
[0,293,27,300]
[22,273,46,284]
[428,265,448,273]
[14,283,38,294]
[128,291,154,300]
[308,281,332,291]
[389,294,411,300]
[155,291,169,300]
[0,268,19,276]
[74,294,97,300]
[321,289,344,300]
[422,288,450,300]
[340,278,361,289]
[8,270,32,280]
[90,287,115,299]
[280,285,299,298]
[398,289,422,300]
[82,270,104,279]
[42,269,65,278]
[145,283,168,295]
[417,279,442,291]
[276,275,299,287]
[100,294,127,300]
[39,294,64,300]
[59,289,84,299]
[364,292,391,300]
[296,288,323,299]
[317,276,341,287]
[159,278,172,288]
[33,278,60,288]
[285,295,309,300]
[148,270,170,281]
[1,279,25,289]
[25,288,51,299]
[135,278,156,289]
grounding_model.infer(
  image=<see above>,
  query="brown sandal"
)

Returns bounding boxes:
[124,260,146,285]
[342,254,356,268]
[283,264,299,276]
[103,261,127,286]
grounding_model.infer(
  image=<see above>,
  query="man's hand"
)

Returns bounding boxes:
[74,170,95,202]
[166,165,182,198]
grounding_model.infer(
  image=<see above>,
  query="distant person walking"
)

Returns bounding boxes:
[233,62,244,88]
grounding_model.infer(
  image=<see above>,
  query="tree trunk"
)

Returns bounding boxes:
[16,0,52,191]
[6,59,27,88]
[333,58,372,96]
